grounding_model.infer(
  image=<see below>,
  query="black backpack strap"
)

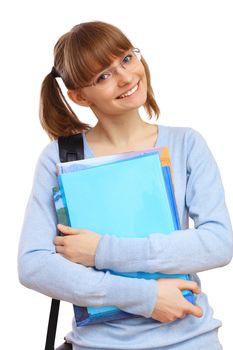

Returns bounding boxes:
[45,133,84,350]
[45,299,60,350]
[58,133,84,163]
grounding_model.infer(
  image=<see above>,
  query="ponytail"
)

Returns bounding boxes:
[39,72,91,140]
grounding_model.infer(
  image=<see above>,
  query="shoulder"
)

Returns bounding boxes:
[158,124,209,156]
[38,140,59,162]
[159,124,208,150]
[35,140,59,178]
[168,127,217,173]
[159,124,202,140]
[158,125,216,175]
[27,140,60,198]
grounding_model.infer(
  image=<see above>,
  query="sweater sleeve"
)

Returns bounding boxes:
[17,142,157,318]
[95,129,233,274]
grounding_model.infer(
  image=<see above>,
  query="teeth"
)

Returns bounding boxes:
[119,84,138,98]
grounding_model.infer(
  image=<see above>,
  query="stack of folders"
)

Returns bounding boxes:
[53,147,195,327]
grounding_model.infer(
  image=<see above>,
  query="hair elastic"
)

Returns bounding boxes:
[50,66,60,78]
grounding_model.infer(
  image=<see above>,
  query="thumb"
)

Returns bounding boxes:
[187,303,203,318]
[57,224,79,235]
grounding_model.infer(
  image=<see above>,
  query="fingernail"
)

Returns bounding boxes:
[57,224,65,229]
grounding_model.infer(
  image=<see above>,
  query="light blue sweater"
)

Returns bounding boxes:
[18,125,233,350]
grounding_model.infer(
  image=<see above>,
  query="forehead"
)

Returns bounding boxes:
[89,48,130,71]
[96,50,132,72]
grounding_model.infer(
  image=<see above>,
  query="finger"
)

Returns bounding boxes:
[57,224,79,235]
[176,280,201,294]
[55,245,65,254]
[53,236,64,245]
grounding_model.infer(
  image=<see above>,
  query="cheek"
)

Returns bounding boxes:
[88,92,110,106]
[138,63,146,77]
[139,69,148,93]
[138,66,147,90]
[141,68,148,91]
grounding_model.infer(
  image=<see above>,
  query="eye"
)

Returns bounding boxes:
[122,53,133,64]
[96,72,111,84]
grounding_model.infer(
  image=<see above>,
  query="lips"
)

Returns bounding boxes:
[117,82,139,99]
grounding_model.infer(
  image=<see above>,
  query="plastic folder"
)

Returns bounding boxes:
[54,148,194,326]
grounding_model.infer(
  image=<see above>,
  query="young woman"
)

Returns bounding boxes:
[18,21,233,349]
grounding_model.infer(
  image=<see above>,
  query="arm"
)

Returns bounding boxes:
[17,142,157,318]
[94,129,233,274]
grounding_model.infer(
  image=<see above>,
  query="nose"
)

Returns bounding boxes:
[114,65,133,86]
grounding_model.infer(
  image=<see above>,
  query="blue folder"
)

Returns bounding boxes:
[57,151,194,326]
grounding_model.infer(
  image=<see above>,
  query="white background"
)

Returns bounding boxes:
[1,0,233,349]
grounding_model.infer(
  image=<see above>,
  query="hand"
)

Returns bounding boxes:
[151,278,203,323]
[54,224,101,266]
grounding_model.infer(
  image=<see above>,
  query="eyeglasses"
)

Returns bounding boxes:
[83,48,142,88]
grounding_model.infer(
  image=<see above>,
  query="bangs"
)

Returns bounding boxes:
[76,44,131,86]
[63,22,133,88]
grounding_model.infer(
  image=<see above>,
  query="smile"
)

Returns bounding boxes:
[117,83,139,99]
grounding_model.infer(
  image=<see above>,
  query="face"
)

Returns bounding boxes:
[77,49,148,119]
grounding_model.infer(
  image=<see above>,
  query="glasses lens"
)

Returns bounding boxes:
[91,48,141,88]
[121,49,141,71]
[133,48,141,61]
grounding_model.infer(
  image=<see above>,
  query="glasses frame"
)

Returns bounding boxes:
[82,48,141,88]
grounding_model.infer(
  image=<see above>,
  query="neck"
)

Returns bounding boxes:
[90,111,149,148]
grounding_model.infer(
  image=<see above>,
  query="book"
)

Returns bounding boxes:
[56,147,169,175]
[54,148,194,326]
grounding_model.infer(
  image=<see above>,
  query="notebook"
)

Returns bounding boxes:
[54,148,194,326]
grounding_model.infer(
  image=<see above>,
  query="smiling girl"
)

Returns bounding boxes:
[18,21,233,350]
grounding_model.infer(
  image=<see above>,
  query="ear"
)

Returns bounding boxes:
[67,89,92,107]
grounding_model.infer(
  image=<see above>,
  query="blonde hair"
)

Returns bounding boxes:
[39,21,160,140]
